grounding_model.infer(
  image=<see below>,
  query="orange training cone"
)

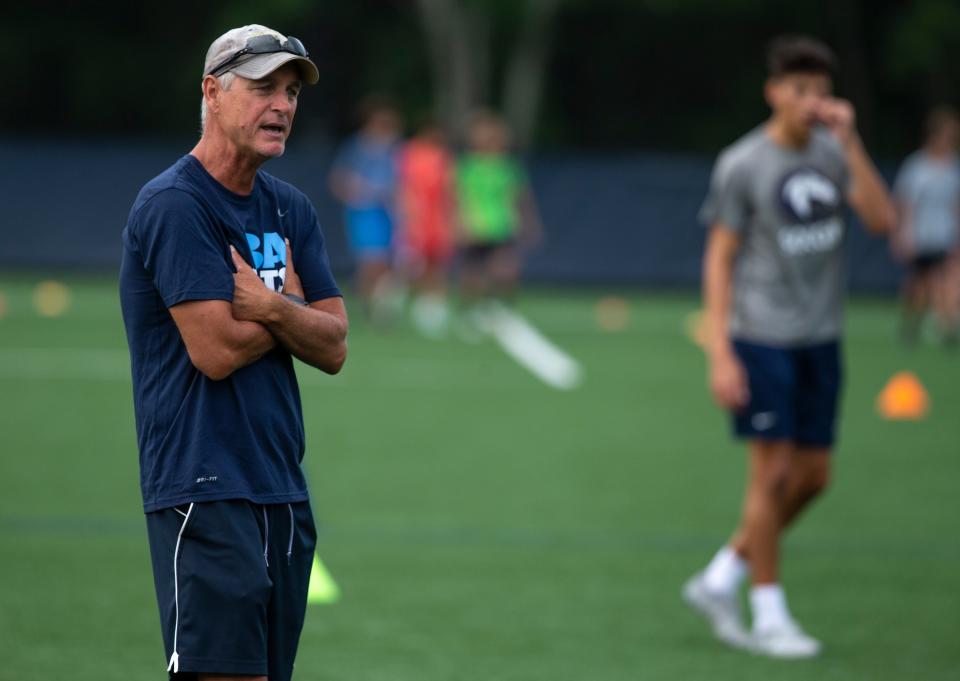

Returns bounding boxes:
[876,371,930,420]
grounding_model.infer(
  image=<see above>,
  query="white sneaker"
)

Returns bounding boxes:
[750,619,822,659]
[682,572,751,650]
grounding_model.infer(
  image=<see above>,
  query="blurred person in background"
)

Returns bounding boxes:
[686,35,896,658]
[892,105,960,347]
[329,95,403,324]
[455,109,542,334]
[397,119,456,338]
[119,24,347,681]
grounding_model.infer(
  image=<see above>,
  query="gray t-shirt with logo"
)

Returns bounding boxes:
[700,126,850,346]
[893,151,960,255]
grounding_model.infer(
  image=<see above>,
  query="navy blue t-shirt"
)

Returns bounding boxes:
[120,155,341,512]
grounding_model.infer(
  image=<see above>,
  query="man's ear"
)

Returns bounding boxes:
[763,77,779,110]
[201,75,222,114]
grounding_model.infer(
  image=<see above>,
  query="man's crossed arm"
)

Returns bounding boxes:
[170,240,348,381]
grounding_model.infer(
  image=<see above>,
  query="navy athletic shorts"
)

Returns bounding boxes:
[731,339,843,448]
[910,251,949,275]
[146,499,317,681]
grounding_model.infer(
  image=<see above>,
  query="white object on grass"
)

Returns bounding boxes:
[481,302,583,391]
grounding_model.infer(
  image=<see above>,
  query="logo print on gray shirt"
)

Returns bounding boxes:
[779,168,840,223]
[777,168,844,256]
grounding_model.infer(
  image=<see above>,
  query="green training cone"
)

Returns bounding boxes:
[308,553,341,605]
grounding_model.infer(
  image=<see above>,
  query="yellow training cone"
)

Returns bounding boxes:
[595,296,630,332]
[877,371,929,420]
[308,553,340,605]
[33,280,71,317]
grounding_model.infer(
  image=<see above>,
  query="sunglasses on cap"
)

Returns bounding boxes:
[207,34,308,77]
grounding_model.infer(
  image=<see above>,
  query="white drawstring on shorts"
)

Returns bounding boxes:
[287,503,295,565]
[167,503,195,674]
[262,506,269,566]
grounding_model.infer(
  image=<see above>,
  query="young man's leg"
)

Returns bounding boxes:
[684,341,795,649]
[944,255,960,344]
[687,341,822,656]
[489,243,521,301]
[458,246,491,304]
[738,439,794,583]
[740,340,840,657]
[729,446,830,557]
[714,443,824,657]
[780,448,831,527]
[930,259,960,343]
[683,440,790,650]
[348,209,398,322]
[901,263,932,344]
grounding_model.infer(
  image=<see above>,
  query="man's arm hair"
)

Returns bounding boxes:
[702,224,750,409]
[702,225,741,359]
[229,246,347,375]
[169,300,276,380]
[261,296,348,375]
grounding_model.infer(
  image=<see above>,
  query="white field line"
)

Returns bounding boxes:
[482,305,584,391]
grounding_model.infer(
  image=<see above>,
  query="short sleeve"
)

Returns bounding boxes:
[699,155,750,231]
[131,189,234,308]
[892,157,919,202]
[290,198,342,303]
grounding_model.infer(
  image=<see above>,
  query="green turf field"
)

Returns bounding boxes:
[0,277,957,681]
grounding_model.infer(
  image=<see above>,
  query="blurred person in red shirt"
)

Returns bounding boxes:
[397,120,456,337]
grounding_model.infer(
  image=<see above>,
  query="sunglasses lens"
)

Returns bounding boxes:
[246,34,282,53]
[286,36,307,57]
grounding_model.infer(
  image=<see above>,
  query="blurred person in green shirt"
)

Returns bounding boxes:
[455,110,542,322]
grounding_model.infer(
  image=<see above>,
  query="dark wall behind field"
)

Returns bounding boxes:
[0,0,942,294]
[0,138,899,292]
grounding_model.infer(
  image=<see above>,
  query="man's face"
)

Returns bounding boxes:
[766,72,832,135]
[930,119,960,153]
[214,63,303,160]
[470,120,508,154]
[366,109,401,142]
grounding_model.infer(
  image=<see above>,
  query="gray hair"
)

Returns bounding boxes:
[199,72,236,133]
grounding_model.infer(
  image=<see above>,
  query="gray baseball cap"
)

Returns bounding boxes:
[203,25,319,85]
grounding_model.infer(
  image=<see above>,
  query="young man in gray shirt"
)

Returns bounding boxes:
[893,106,960,345]
[684,35,896,658]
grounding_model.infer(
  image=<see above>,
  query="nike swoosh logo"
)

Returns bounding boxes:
[752,412,777,431]
[277,208,288,218]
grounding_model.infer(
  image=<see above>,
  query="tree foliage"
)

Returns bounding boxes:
[3,0,957,155]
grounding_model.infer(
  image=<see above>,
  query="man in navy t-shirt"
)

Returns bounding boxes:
[119,24,347,681]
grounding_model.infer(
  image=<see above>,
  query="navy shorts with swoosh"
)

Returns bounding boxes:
[731,339,843,448]
[146,499,317,681]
